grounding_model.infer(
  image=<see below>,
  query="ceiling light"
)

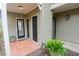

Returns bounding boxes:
[18,5,23,10]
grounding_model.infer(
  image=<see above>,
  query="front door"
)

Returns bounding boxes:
[17,19,25,38]
[32,16,37,42]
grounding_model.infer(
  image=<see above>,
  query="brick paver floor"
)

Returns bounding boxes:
[10,39,40,56]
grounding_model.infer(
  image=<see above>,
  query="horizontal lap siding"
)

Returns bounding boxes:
[56,8,79,45]
[38,3,53,45]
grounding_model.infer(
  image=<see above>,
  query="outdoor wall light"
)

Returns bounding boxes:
[66,14,70,20]
[18,5,24,10]
[37,3,42,10]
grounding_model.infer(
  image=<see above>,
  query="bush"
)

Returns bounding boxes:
[0,25,3,39]
[9,35,16,42]
[44,39,67,56]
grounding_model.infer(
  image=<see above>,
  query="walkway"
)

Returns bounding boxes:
[10,39,40,56]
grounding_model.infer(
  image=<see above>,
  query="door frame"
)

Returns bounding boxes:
[16,17,26,40]
[26,19,30,38]
[31,14,38,42]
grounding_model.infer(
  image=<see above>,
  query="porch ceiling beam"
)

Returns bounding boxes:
[1,3,10,56]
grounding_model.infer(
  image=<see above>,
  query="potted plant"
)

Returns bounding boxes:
[9,35,16,42]
[44,39,67,56]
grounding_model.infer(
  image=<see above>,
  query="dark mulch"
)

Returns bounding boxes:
[27,48,46,56]
[27,48,79,56]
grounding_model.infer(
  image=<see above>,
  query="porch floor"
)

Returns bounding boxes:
[10,39,40,56]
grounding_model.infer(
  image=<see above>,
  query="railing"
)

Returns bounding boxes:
[51,3,67,9]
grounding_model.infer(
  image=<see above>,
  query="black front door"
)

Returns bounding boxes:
[17,19,25,38]
[26,19,29,38]
[32,16,37,42]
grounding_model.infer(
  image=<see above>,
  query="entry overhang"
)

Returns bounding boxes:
[51,3,79,14]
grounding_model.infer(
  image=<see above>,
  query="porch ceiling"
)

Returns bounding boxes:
[7,3,38,14]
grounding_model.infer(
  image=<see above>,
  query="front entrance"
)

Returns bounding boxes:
[17,19,25,38]
[32,16,37,42]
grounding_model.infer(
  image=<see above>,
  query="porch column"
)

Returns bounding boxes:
[1,3,10,56]
[38,3,53,46]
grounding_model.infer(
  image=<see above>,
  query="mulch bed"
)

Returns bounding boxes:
[27,48,79,56]
[27,48,46,56]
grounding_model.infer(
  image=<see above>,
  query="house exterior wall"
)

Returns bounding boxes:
[7,7,39,40]
[7,4,53,46]
[7,12,26,39]
[25,7,39,40]
[38,3,53,45]
[55,8,79,53]
[25,3,53,46]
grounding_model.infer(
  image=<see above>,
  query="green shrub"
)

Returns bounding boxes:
[44,39,67,56]
[0,25,3,40]
[9,35,16,42]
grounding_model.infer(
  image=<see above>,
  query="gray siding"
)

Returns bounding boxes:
[7,12,26,39]
[56,8,79,44]
[55,8,79,52]
[38,3,53,45]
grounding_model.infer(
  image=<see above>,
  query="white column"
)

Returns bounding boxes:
[1,3,10,56]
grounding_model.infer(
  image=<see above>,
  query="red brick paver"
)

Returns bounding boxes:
[10,39,40,56]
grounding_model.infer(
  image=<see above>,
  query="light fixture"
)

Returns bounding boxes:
[66,14,70,20]
[37,4,42,10]
[18,5,23,10]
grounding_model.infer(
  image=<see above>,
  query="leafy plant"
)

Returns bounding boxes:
[9,35,16,42]
[0,25,3,39]
[44,39,67,56]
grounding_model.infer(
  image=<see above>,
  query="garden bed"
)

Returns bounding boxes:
[27,48,79,56]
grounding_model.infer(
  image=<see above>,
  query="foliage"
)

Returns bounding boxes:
[44,39,67,56]
[9,35,16,42]
[0,25,3,39]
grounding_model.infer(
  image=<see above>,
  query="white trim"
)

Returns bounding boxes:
[24,18,27,39]
[37,4,42,10]
[15,17,26,40]
[63,41,79,53]
[31,13,38,42]
[1,3,10,56]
